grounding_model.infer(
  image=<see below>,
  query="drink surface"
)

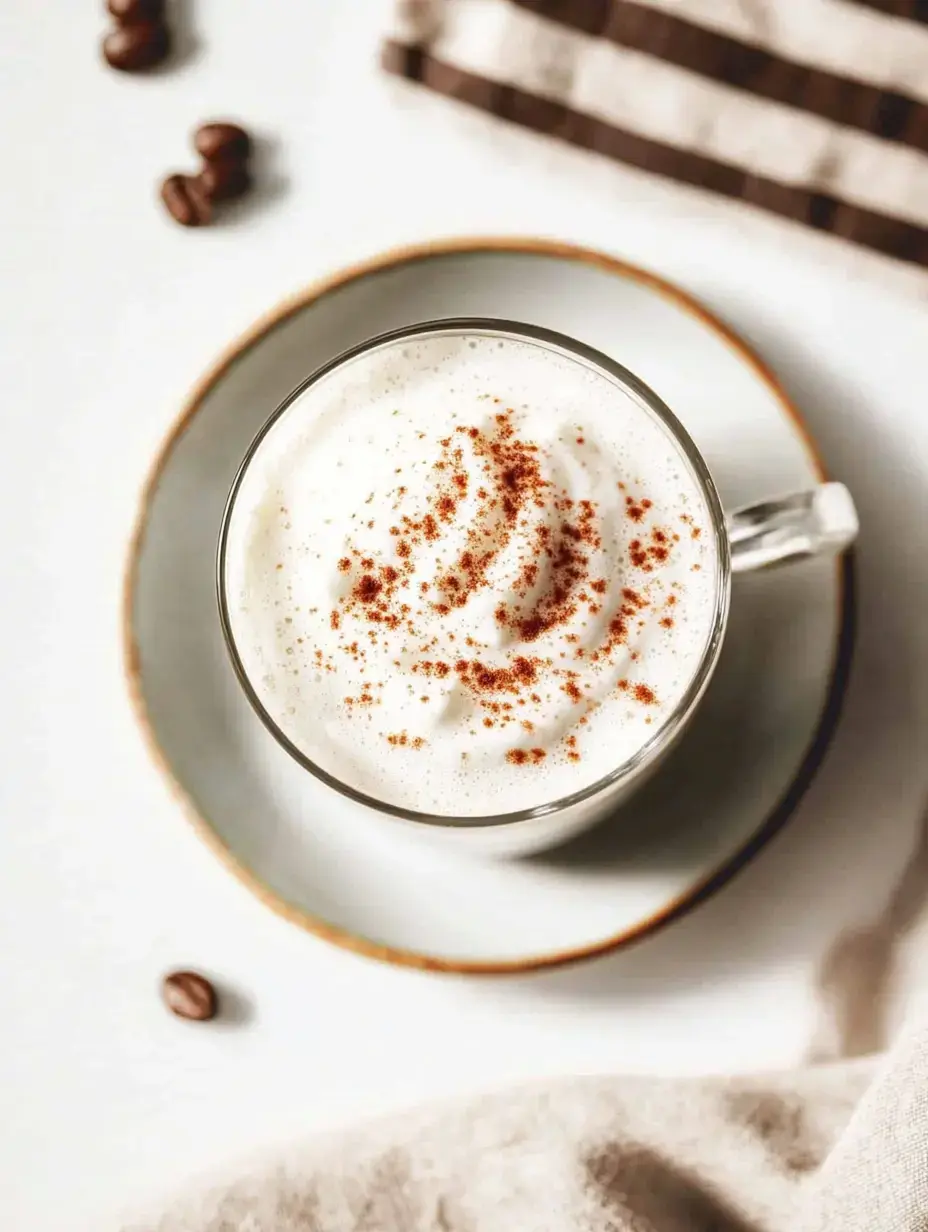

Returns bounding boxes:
[223,331,719,816]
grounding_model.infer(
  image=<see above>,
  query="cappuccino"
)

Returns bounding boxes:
[223,331,719,815]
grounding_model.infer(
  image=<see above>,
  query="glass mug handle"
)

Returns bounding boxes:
[726,482,858,574]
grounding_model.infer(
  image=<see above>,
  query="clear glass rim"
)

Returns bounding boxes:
[216,318,732,830]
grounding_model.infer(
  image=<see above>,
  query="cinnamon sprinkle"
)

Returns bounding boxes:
[306,406,700,767]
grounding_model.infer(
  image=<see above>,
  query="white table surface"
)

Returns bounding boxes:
[4,2,928,1228]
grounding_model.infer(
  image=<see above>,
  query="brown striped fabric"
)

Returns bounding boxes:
[384,0,928,273]
[846,0,928,20]
[513,0,928,149]
[513,0,928,23]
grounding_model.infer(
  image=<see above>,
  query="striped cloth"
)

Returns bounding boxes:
[383,0,928,273]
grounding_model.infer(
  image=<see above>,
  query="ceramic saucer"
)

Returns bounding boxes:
[125,238,853,974]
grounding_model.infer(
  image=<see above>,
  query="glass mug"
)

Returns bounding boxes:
[217,321,857,856]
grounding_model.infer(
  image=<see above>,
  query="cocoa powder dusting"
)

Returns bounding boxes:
[306,404,697,766]
[632,684,657,705]
[386,731,426,749]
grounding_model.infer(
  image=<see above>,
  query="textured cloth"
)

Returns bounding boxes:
[124,1012,928,1231]
[383,0,928,275]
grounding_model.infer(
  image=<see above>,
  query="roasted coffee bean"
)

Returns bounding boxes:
[160,173,212,226]
[102,21,170,72]
[106,0,166,21]
[194,122,253,164]
[162,971,218,1021]
[199,159,251,202]
[162,123,255,225]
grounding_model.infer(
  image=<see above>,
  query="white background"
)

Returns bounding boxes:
[3,3,928,1228]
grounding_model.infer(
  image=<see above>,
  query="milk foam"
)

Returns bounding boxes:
[224,332,719,816]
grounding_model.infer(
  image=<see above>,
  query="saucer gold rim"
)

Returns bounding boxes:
[123,235,855,975]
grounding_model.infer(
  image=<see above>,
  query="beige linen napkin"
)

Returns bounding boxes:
[383,0,928,277]
[124,1011,928,1231]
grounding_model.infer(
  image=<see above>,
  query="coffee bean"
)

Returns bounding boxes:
[161,123,256,226]
[160,173,212,226]
[106,0,166,21]
[194,122,253,164]
[102,21,170,72]
[199,159,252,202]
[162,971,218,1021]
